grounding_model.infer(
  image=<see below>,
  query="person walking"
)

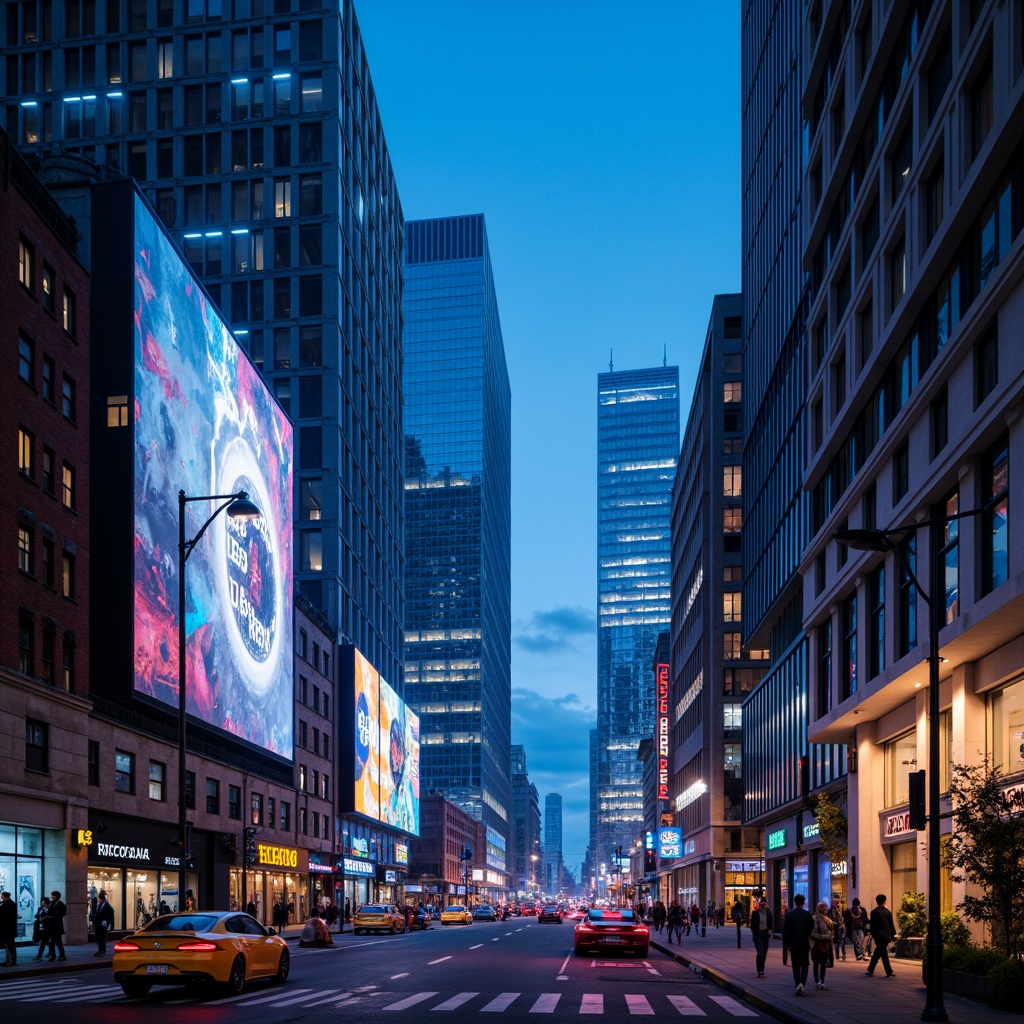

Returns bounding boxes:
[781,893,814,996]
[32,896,51,960]
[865,894,896,978]
[666,900,684,944]
[731,899,746,948]
[749,897,774,978]
[92,889,115,956]
[0,892,19,966]
[652,900,666,934]
[810,901,835,990]
[845,897,867,960]
[829,899,847,961]
[47,890,67,960]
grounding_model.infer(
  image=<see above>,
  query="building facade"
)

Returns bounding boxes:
[595,365,679,871]
[668,294,765,917]
[510,744,540,896]
[801,0,1024,928]
[542,792,562,897]
[402,215,513,894]
[0,0,406,685]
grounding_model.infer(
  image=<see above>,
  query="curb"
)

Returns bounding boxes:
[650,940,822,1024]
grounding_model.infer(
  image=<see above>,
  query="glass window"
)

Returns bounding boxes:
[88,740,99,785]
[885,732,917,807]
[115,750,135,793]
[18,427,34,478]
[62,551,75,599]
[982,436,1009,595]
[300,73,321,112]
[62,375,77,421]
[897,534,917,656]
[206,778,219,812]
[18,526,33,575]
[18,335,33,384]
[841,594,857,701]
[18,237,35,290]
[251,792,263,825]
[868,565,884,679]
[991,676,1024,776]
[722,592,741,622]
[63,287,77,336]
[723,465,742,496]
[149,761,165,800]
[26,719,48,772]
[62,462,76,509]
[228,784,241,819]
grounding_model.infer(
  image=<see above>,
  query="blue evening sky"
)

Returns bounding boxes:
[357,0,741,874]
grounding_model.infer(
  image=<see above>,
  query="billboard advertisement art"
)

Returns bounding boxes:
[353,648,420,834]
[131,194,294,758]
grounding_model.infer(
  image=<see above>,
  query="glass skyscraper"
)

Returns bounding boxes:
[403,215,513,865]
[595,365,679,870]
[0,0,406,683]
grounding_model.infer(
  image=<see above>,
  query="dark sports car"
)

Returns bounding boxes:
[538,904,562,924]
[573,907,649,957]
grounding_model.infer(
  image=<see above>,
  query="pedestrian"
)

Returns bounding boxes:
[0,891,19,966]
[731,899,746,948]
[830,899,847,961]
[845,897,867,960]
[689,903,701,936]
[781,893,814,996]
[717,906,725,928]
[47,889,67,961]
[810,901,835,990]
[653,900,666,934]
[749,897,774,978]
[865,894,896,978]
[666,900,684,943]
[92,889,115,956]
[32,896,51,960]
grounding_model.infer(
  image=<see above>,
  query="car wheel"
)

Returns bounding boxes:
[272,948,290,985]
[225,955,246,996]
[389,923,396,934]
[638,946,650,958]
[119,979,153,998]
[574,946,586,957]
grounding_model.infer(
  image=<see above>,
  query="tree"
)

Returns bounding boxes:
[943,757,1024,957]
[814,792,848,865]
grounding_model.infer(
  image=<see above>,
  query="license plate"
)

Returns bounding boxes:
[602,937,624,944]
[145,964,169,975]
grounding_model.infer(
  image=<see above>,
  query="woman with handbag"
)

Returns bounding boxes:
[810,901,835,990]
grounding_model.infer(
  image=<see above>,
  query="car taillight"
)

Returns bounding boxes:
[113,941,141,952]
[176,941,219,952]
[577,924,594,933]
[633,926,649,934]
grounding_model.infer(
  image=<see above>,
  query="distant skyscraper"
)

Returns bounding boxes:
[403,214,513,877]
[543,793,563,894]
[510,745,540,894]
[595,365,679,868]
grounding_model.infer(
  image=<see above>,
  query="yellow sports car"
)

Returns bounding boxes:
[352,903,407,934]
[440,904,473,925]
[112,911,289,997]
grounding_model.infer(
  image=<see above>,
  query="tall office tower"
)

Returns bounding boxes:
[543,792,563,895]
[668,295,764,913]
[595,365,679,871]
[803,1,1024,926]
[510,745,540,894]
[403,215,513,879]
[0,0,406,684]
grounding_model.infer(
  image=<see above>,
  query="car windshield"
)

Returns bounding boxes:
[543,905,558,911]
[359,905,388,914]
[141,915,220,932]
[588,909,634,922]
[447,906,465,913]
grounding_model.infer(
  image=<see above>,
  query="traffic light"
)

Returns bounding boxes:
[909,770,926,830]
[244,827,258,867]
[460,845,472,861]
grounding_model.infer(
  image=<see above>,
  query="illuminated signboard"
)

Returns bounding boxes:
[657,662,670,800]
[131,194,293,758]
[353,647,420,834]
[658,827,682,859]
[767,828,788,850]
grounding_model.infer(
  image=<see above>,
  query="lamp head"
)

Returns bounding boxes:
[832,527,893,552]
[226,491,262,520]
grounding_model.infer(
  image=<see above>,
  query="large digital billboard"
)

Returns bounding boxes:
[353,648,420,834]
[131,194,294,758]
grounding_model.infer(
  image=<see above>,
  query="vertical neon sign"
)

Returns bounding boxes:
[657,662,670,800]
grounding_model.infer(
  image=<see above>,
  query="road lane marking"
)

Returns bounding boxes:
[383,992,440,1010]
[580,993,603,1013]
[428,956,452,964]
[708,994,759,1016]
[625,994,654,1014]
[432,992,479,1010]
[529,993,560,1013]
[666,994,707,1016]
[216,987,315,1007]
[301,993,356,1008]
[469,944,485,949]
[391,973,409,979]
[481,993,520,1012]
[491,937,501,942]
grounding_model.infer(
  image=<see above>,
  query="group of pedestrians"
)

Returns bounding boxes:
[648,899,712,943]
[743,892,896,996]
[0,889,68,966]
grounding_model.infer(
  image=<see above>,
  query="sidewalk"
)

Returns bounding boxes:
[651,922,1019,1024]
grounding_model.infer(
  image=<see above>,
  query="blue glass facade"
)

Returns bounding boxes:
[402,215,512,860]
[596,366,679,867]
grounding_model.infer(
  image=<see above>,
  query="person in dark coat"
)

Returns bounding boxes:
[32,896,51,960]
[0,891,19,965]
[865,893,896,978]
[781,893,814,995]
[666,901,684,944]
[749,897,774,978]
[92,890,115,956]
[47,890,67,960]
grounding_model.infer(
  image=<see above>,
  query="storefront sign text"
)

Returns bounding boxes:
[395,843,408,865]
[884,811,913,838]
[97,843,150,860]
[343,857,375,876]
[803,822,819,839]
[767,828,787,851]
[657,662,670,800]
[257,843,298,868]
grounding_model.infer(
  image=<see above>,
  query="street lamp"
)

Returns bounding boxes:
[835,504,994,1024]
[178,489,262,907]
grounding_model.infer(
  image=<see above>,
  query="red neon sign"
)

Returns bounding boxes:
[657,663,670,800]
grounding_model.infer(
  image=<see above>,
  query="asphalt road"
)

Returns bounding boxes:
[0,919,765,1022]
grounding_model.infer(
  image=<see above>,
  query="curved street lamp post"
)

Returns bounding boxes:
[177,489,262,907]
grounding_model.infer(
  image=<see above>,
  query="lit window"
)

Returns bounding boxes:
[62,462,76,509]
[114,750,135,793]
[723,381,742,403]
[723,465,742,497]
[18,427,34,477]
[723,508,742,533]
[18,527,33,574]
[723,592,742,623]
[149,761,166,800]
[19,238,35,290]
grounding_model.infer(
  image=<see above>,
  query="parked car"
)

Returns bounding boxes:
[111,911,289,997]
[573,907,649,957]
[538,904,562,924]
[352,904,407,934]
[440,905,473,926]
[472,904,498,921]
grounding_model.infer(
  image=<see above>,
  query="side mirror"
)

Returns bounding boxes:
[267,927,277,936]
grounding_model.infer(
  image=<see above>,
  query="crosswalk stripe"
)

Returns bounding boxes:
[432,992,479,1011]
[481,992,520,1012]
[708,994,759,1016]
[222,987,315,1007]
[580,993,603,1013]
[666,995,707,1016]
[383,991,440,1010]
[625,994,654,1014]
[529,993,560,1013]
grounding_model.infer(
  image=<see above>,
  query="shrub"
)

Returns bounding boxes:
[941,911,971,949]
[897,891,927,938]
[986,957,1024,1010]
[943,944,1006,975]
